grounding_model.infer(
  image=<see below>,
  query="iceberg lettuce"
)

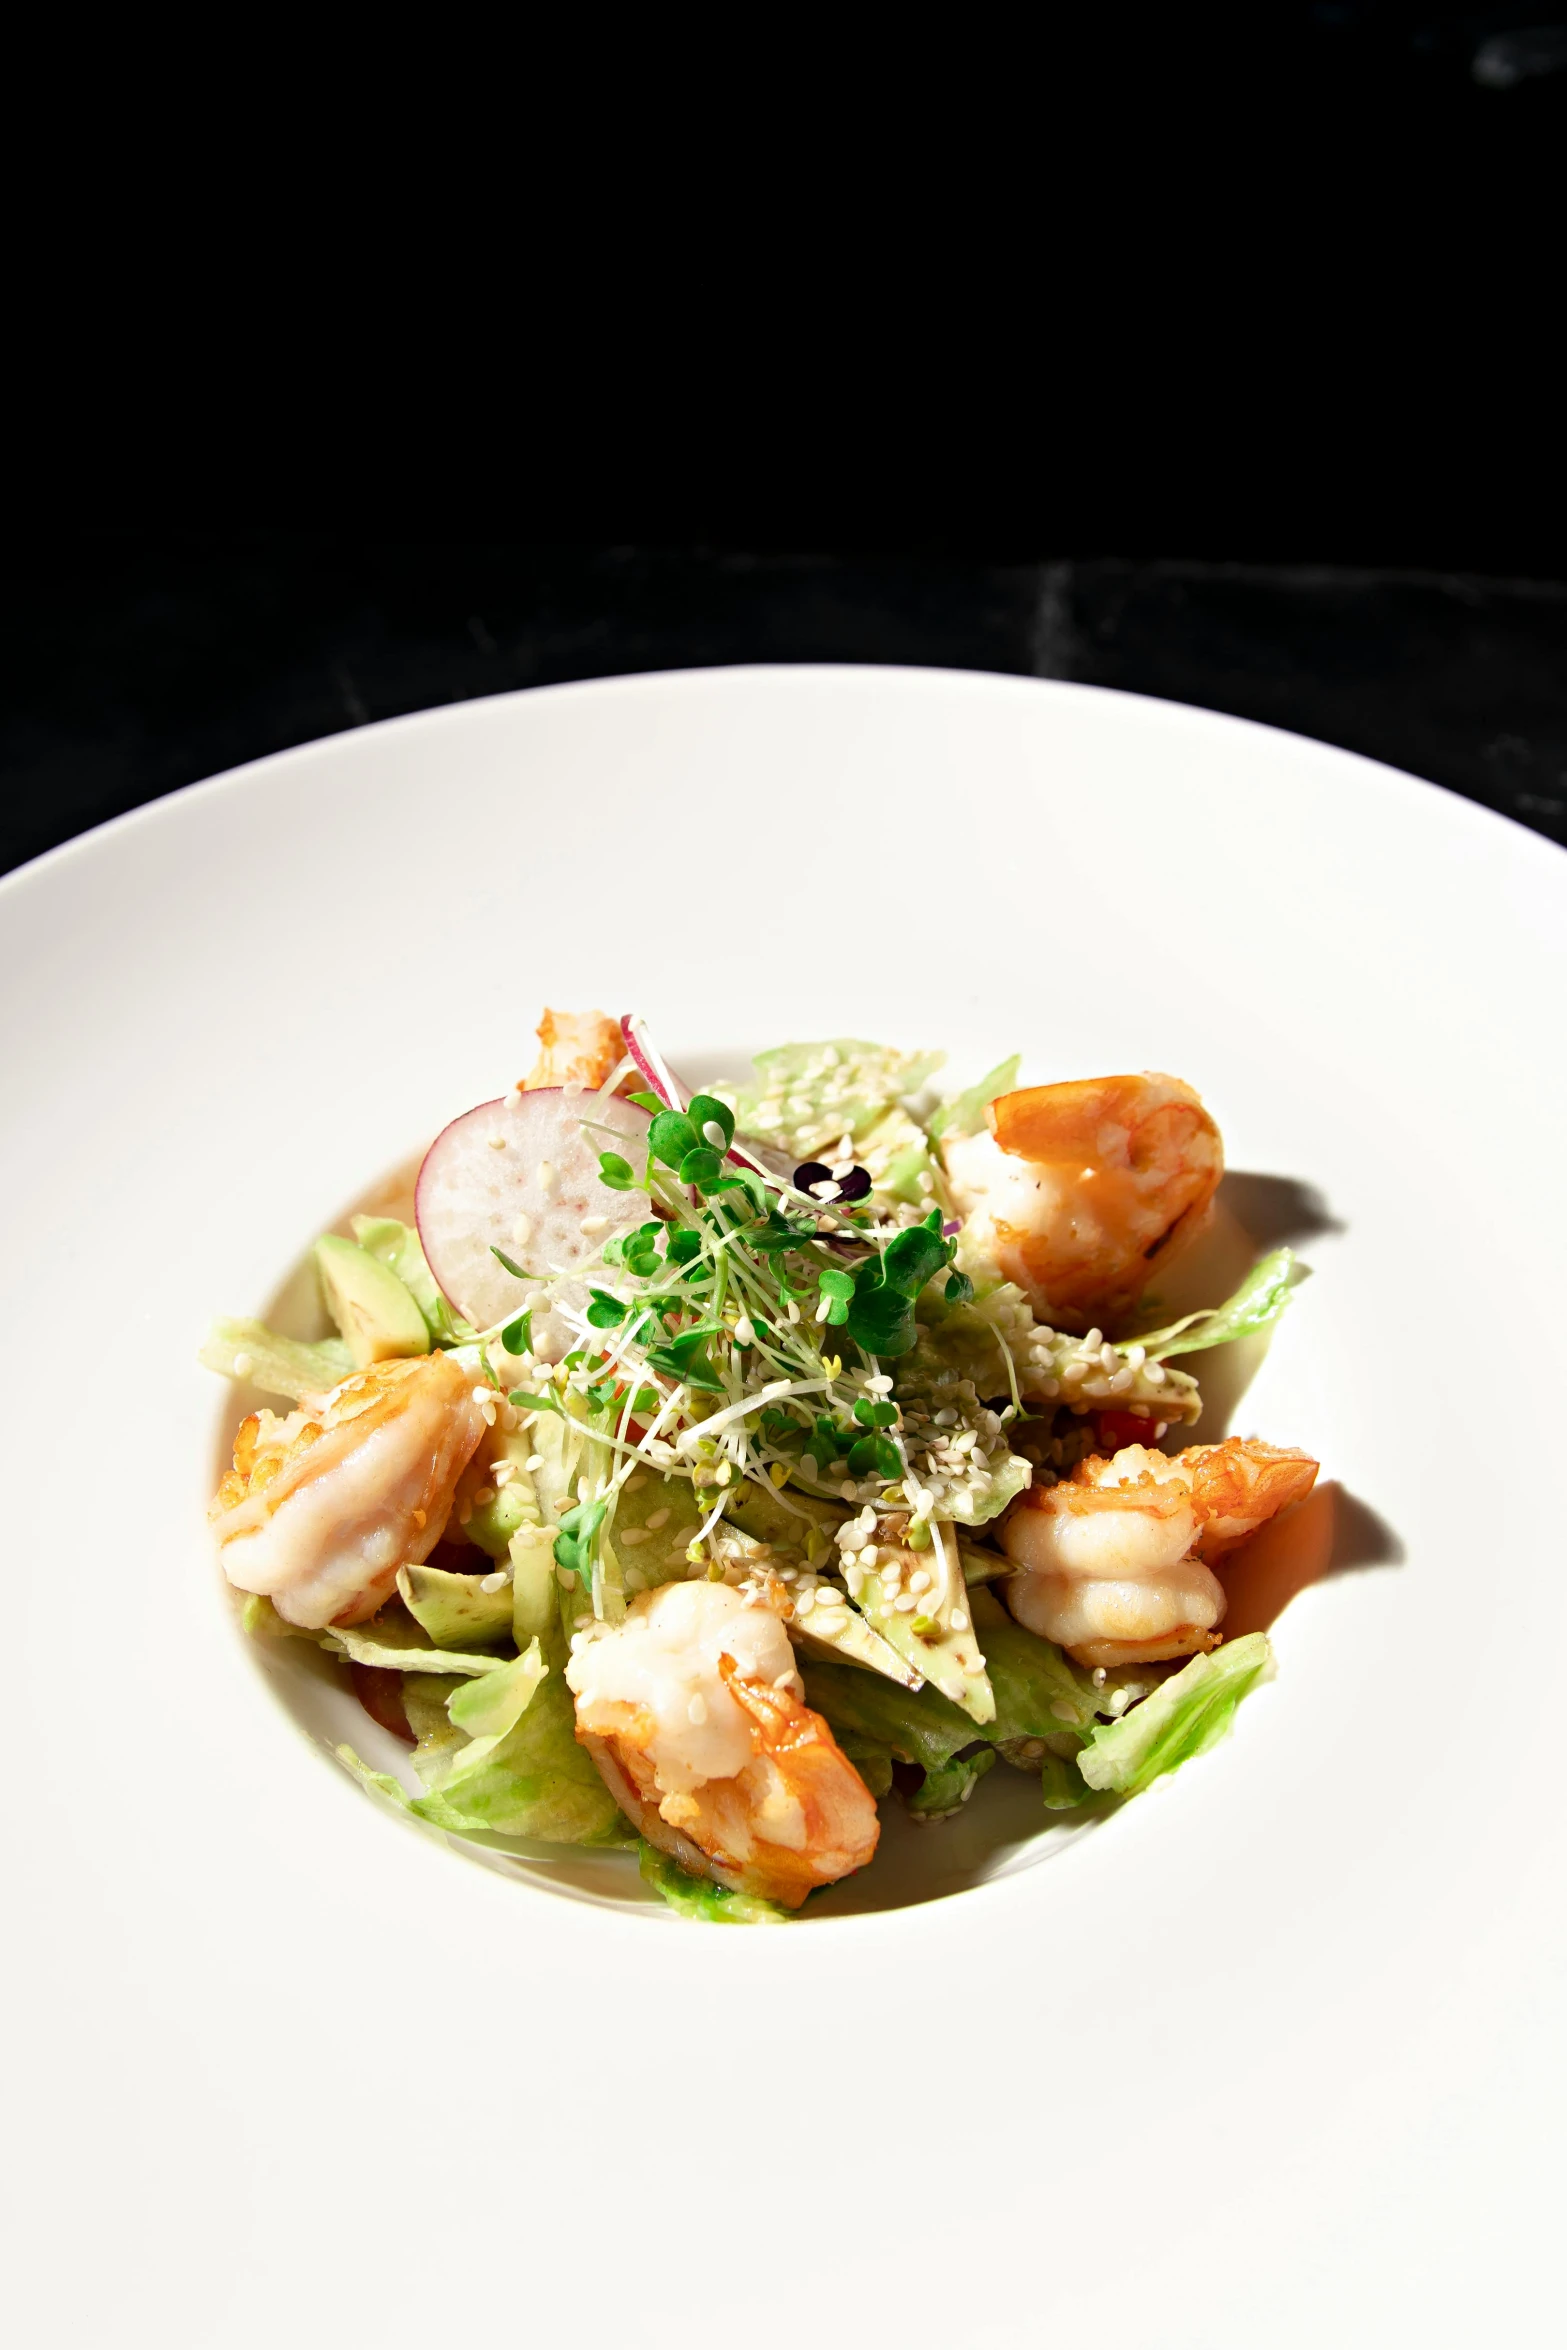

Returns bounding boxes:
[200,1318,353,1402]
[1135,1250,1300,1361]
[927,1054,1021,1141]
[1077,1633,1273,1793]
[638,1841,790,1923]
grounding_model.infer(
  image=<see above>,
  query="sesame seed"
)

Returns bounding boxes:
[949,1609,968,1630]
[1051,1698,1077,1723]
[526,1454,544,1472]
[1146,1363,1167,1386]
[734,1316,756,1346]
[537,1161,556,1193]
[512,1214,532,1245]
[488,1134,508,1150]
[786,1300,802,1324]
[840,1481,857,1500]
[480,1570,510,1593]
[894,1594,916,1612]
[580,1214,609,1236]
[859,1545,879,1569]
[646,1507,671,1531]
[474,1485,496,1505]
[619,1526,650,1546]
[773,1671,796,1690]
[1083,1328,1104,1352]
[232,1351,253,1378]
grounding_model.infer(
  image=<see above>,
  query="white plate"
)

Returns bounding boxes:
[3,668,1563,2346]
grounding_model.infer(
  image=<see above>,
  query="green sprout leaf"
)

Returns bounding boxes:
[818,1268,855,1302]
[648,1110,700,1168]
[686,1093,736,1149]
[554,1498,607,1578]
[944,1270,975,1304]
[847,1433,901,1479]
[598,1151,637,1191]
[678,1146,724,1189]
[500,1309,533,1354]
[626,1089,665,1114]
[881,1225,947,1296]
[508,1388,562,1415]
[586,1290,628,1329]
[490,1245,529,1279]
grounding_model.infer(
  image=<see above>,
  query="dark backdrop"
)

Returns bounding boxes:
[3,5,1562,874]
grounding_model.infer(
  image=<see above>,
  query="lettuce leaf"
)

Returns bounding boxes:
[735,1038,944,1164]
[1077,1633,1274,1793]
[1135,1249,1300,1361]
[928,1054,1021,1140]
[200,1317,353,1402]
[638,1841,790,1924]
[321,1614,508,1677]
[906,1746,996,1819]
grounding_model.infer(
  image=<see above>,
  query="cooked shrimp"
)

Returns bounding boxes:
[210,1353,488,1629]
[566,1581,880,1907]
[999,1436,1318,1667]
[940,1073,1223,1332]
[522,1006,624,1092]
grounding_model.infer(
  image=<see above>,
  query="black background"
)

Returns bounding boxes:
[3,4,1562,876]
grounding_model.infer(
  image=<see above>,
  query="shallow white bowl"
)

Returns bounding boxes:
[4,668,1563,2346]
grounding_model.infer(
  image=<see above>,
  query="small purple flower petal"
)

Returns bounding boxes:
[942,1219,961,1237]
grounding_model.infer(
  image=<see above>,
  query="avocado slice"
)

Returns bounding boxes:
[314,1235,430,1366]
[397,1562,514,1648]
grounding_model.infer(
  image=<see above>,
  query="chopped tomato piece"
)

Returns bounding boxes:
[1095,1408,1160,1452]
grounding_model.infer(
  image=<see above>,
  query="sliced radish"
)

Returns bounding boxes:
[620,1012,680,1107]
[416,1089,651,1354]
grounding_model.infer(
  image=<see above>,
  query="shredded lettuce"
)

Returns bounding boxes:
[1077,1633,1274,1793]
[321,1614,507,1677]
[341,1651,631,1846]
[200,1317,353,1402]
[928,1054,1021,1141]
[351,1215,473,1346]
[906,1746,996,1818]
[735,1038,945,1163]
[1136,1249,1300,1361]
[638,1840,790,1923]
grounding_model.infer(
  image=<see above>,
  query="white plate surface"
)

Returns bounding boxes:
[3,667,1564,2346]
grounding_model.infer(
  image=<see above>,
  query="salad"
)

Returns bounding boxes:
[205,1009,1319,1921]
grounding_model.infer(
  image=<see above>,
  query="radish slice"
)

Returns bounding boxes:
[619,1012,680,1107]
[416,1089,652,1355]
[621,1011,795,1188]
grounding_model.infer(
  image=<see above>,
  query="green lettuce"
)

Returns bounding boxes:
[1135,1249,1300,1360]
[351,1215,473,1346]
[200,1317,353,1402]
[804,1620,1113,1813]
[735,1038,945,1165]
[321,1612,508,1677]
[1077,1633,1274,1793]
[906,1746,996,1819]
[927,1054,1021,1140]
[341,1651,631,1846]
[638,1841,790,1924]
